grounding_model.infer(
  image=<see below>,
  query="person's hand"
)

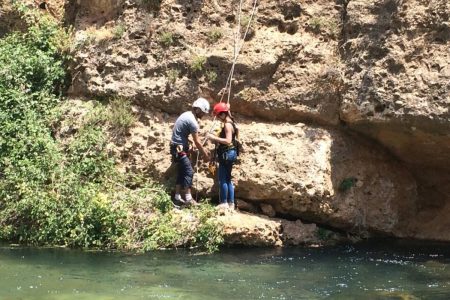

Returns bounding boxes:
[202,149,211,161]
[207,133,216,142]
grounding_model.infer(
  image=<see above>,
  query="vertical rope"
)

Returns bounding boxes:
[194,0,258,202]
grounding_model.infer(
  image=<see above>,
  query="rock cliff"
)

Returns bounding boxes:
[9,0,449,243]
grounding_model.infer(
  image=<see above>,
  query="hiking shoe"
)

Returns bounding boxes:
[173,198,186,207]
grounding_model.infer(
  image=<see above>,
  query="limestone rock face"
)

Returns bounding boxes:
[219,211,323,247]
[60,100,417,238]
[340,0,450,238]
[67,0,344,125]
[61,0,450,242]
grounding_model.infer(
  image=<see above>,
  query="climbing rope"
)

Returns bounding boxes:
[194,0,258,202]
[221,0,258,104]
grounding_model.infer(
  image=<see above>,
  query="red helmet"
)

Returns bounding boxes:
[213,102,229,116]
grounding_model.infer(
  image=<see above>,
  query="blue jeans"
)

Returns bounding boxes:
[218,149,237,204]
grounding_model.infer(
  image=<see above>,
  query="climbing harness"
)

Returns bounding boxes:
[194,0,258,201]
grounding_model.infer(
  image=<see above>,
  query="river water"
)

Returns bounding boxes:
[0,240,449,299]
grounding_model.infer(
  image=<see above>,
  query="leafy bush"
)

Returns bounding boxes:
[193,204,224,253]
[190,55,206,72]
[108,97,136,134]
[0,6,123,248]
[67,125,115,183]
[0,5,224,253]
[140,203,224,253]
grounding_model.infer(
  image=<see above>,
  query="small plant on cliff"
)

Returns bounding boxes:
[206,27,223,44]
[159,31,174,47]
[241,15,252,29]
[327,19,340,39]
[309,17,340,39]
[108,97,136,135]
[190,55,207,72]
[114,23,126,39]
[309,17,325,32]
[206,69,218,83]
[339,177,357,192]
[167,68,180,84]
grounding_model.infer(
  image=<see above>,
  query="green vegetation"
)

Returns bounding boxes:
[309,17,324,31]
[317,228,334,241]
[113,23,126,39]
[0,6,223,253]
[167,68,180,84]
[206,69,218,83]
[241,15,252,29]
[308,17,340,39]
[190,55,207,72]
[339,177,357,192]
[108,97,136,134]
[139,203,223,253]
[159,31,174,47]
[206,27,223,43]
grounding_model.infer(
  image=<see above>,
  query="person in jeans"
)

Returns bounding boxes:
[207,103,238,211]
[170,98,210,206]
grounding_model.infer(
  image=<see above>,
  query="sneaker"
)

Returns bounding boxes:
[228,203,235,211]
[216,203,228,210]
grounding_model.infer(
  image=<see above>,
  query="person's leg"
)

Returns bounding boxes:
[218,161,228,204]
[171,144,183,202]
[175,163,185,203]
[174,184,183,203]
[225,150,237,206]
[225,162,234,207]
[179,156,194,203]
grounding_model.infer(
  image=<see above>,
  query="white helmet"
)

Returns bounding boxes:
[192,97,210,114]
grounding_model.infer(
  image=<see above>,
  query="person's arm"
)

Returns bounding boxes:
[207,123,233,145]
[192,131,210,160]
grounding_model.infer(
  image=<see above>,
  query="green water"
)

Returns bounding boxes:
[0,240,449,299]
